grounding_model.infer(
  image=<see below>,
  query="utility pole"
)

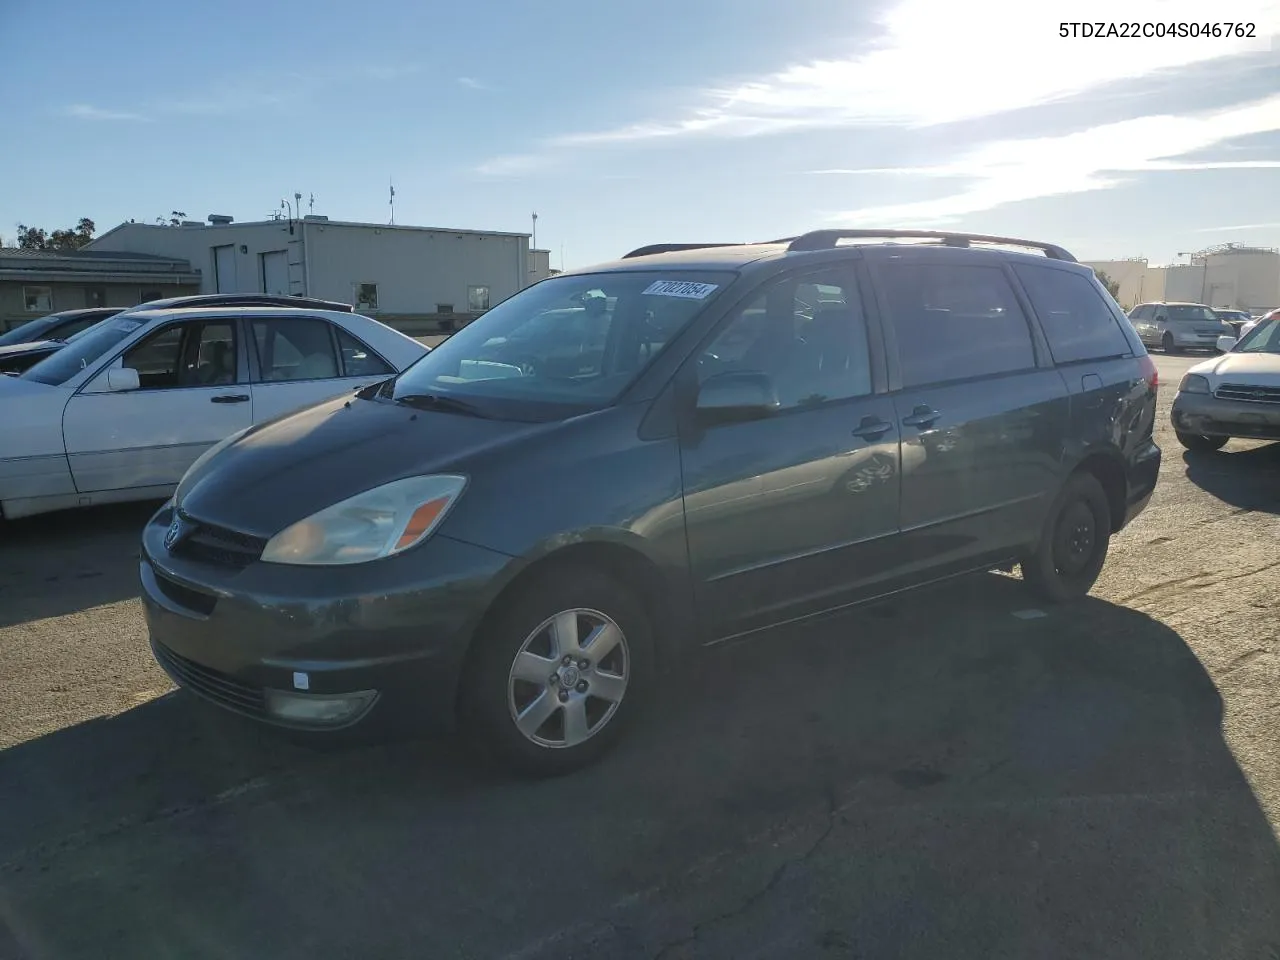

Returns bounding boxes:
[389,178,396,226]
[531,211,538,252]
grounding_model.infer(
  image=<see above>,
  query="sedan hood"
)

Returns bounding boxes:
[177,393,548,536]
[0,339,58,359]
[1190,351,1280,385]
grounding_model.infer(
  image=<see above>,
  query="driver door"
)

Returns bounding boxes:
[62,319,252,493]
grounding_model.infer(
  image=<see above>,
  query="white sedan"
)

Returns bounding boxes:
[0,307,428,520]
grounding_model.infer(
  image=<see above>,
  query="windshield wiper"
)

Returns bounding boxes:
[392,392,491,418]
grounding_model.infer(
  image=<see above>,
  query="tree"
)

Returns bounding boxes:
[1094,269,1122,301]
[14,218,95,251]
[155,210,188,227]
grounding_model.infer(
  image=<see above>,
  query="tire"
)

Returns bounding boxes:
[1176,430,1229,452]
[1161,332,1177,353]
[460,565,653,777]
[1020,472,1112,604]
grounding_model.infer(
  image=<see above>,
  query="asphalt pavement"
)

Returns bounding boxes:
[2,353,1278,959]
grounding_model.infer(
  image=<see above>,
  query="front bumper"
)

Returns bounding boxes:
[1172,391,1280,440]
[140,504,514,735]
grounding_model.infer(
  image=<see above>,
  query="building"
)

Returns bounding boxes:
[1081,259,1164,310]
[0,248,198,333]
[85,215,538,333]
[1163,245,1280,314]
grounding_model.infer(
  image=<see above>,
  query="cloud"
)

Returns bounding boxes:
[819,93,1280,225]
[1194,222,1280,232]
[474,153,546,177]
[64,103,148,122]
[457,76,487,90]
[476,0,1279,172]
[364,63,424,81]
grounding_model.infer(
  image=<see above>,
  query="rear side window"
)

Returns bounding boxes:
[336,328,394,376]
[252,317,339,381]
[1014,265,1132,364]
[879,263,1035,387]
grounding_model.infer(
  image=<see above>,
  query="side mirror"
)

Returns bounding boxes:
[105,366,141,392]
[696,370,781,422]
[1155,315,1167,323]
[1217,335,1238,353]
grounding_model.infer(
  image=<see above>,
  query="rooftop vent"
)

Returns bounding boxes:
[207,214,234,225]
[303,215,329,222]
[180,221,203,227]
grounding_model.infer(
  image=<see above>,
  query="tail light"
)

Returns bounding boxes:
[1138,354,1158,389]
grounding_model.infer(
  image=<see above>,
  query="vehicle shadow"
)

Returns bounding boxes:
[1183,442,1280,515]
[0,500,159,629]
[2,575,1278,959]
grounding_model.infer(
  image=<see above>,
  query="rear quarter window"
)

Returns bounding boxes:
[1014,265,1132,365]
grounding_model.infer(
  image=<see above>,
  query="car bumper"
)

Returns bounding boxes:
[1172,391,1280,440]
[1122,438,1161,527]
[139,504,515,736]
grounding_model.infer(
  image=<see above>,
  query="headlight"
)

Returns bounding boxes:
[1179,374,1211,394]
[261,475,467,566]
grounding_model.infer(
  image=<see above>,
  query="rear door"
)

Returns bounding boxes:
[63,318,252,492]
[1012,263,1155,466]
[871,254,1069,578]
[678,261,901,635]
[248,315,394,423]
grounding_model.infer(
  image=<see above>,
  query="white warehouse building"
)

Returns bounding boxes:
[85,215,553,332]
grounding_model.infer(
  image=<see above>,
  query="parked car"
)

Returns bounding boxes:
[139,229,1160,775]
[0,318,116,375]
[0,307,124,347]
[0,296,355,376]
[0,306,427,520]
[1174,314,1280,450]
[1214,309,1253,338]
[1128,302,1233,352]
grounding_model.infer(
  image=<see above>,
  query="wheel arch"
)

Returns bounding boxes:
[1068,450,1128,533]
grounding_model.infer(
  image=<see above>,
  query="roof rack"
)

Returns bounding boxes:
[786,230,1077,262]
[621,243,744,259]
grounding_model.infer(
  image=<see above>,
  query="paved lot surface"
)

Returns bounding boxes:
[2,354,1279,959]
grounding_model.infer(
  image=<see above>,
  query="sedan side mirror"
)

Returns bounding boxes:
[1155,315,1167,323]
[1217,335,1238,353]
[696,370,781,423]
[105,366,141,392]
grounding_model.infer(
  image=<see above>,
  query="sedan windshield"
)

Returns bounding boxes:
[1166,305,1218,321]
[21,315,148,386]
[1236,318,1280,354]
[0,316,52,346]
[390,271,734,416]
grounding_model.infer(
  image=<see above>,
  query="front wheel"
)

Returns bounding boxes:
[460,566,652,777]
[1020,472,1112,603]
[1176,431,1229,452]
[1161,332,1178,353]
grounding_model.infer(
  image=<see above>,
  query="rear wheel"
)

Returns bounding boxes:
[1161,332,1177,353]
[1176,431,1229,452]
[460,566,652,777]
[1021,472,1112,603]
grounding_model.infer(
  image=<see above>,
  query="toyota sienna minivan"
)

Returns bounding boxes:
[141,230,1161,775]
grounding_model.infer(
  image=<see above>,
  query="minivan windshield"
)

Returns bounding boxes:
[390,271,735,416]
[21,314,149,386]
[1165,305,1218,321]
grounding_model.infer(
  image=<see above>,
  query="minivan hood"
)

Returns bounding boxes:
[1190,351,1280,385]
[177,393,547,536]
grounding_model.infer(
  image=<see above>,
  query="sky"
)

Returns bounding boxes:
[1,0,1278,268]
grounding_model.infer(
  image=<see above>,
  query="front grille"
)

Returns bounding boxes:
[1216,383,1280,404]
[152,641,267,717]
[154,571,218,616]
[170,514,267,569]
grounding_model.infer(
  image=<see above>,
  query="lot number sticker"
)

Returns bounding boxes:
[642,280,719,300]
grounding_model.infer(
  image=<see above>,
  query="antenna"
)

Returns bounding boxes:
[531,211,538,252]
[309,193,315,215]
[389,177,396,225]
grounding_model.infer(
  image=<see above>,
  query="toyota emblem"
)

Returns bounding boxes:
[164,515,184,551]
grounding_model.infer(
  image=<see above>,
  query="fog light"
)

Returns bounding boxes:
[264,689,377,726]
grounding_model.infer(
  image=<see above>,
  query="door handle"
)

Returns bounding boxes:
[901,405,940,428]
[851,416,892,440]
[210,394,250,404]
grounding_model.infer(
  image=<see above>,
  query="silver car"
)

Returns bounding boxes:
[1128,302,1233,353]
[1172,315,1280,451]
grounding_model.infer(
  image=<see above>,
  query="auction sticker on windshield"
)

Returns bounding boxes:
[642,280,719,300]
